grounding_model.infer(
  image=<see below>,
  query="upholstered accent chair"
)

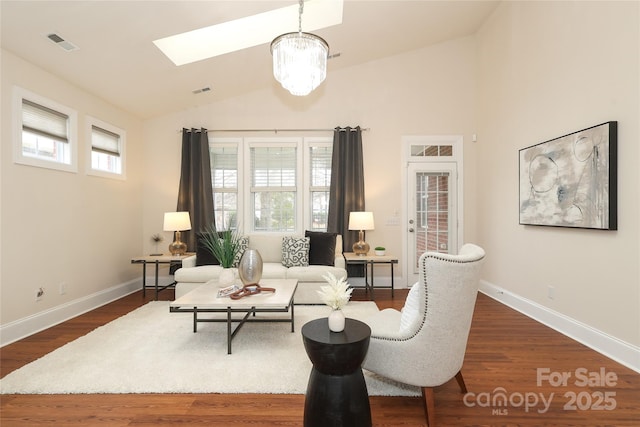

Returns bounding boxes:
[362,244,485,426]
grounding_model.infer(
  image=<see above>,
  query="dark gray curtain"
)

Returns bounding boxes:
[327,126,365,275]
[176,128,214,252]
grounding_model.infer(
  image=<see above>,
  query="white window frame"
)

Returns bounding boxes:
[209,137,243,229]
[86,116,126,180]
[304,137,333,231]
[13,86,78,173]
[244,137,302,233]
[209,136,332,233]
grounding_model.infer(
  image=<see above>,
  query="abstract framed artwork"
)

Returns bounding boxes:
[519,121,617,230]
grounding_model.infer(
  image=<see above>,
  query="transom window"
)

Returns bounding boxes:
[87,117,125,179]
[14,87,78,173]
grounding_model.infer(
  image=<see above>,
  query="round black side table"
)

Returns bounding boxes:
[301,317,372,427]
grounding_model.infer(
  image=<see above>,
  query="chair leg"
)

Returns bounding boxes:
[455,370,468,394]
[421,387,436,427]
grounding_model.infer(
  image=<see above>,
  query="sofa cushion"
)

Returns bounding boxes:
[399,282,421,333]
[261,262,288,279]
[287,265,347,282]
[305,231,337,266]
[282,236,310,267]
[249,234,283,263]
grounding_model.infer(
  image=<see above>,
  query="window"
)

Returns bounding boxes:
[211,141,240,228]
[250,142,298,232]
[14,87,77,172]
[87,117,125,179]
[306,140,332,230]
[209,136,332,233]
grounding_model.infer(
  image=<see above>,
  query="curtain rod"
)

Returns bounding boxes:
[178,127,370,133]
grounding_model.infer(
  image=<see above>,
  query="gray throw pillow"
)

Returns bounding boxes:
[281,236,310,267]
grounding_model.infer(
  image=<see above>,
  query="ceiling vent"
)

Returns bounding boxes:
[46,33,79,52]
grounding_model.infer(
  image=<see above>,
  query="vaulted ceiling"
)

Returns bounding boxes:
[1,1,500,119]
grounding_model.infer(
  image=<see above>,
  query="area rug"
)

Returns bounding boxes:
[0,301,420,396]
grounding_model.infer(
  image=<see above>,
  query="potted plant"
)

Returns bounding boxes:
[375,246,386,256]
[200,222,243,286]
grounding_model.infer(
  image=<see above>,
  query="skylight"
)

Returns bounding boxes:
[153,0,343,66]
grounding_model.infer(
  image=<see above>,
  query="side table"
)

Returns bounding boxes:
[343,252,398,300]
[131,253,193,300]
[301,317,372,427]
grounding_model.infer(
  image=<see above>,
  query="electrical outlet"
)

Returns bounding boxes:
[548,285,555,300]
[59,282,67,295]
[36,287,45,301]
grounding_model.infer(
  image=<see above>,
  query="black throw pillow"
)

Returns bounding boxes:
[305,231,337,266]
[195,232,220,266]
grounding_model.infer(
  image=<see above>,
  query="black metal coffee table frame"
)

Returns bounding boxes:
[169,303,295,354]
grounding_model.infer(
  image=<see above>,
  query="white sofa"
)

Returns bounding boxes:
[174,233,347,304]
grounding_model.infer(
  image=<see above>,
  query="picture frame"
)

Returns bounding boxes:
[519,121,617,230]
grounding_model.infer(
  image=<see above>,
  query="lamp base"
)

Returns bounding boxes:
[168,231,187,255]
[352,240,370,256]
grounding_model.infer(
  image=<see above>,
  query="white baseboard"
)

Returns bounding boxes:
[479,280,640,374]
[0,279,141,347]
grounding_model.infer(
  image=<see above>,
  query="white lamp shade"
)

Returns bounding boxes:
[348,211,374,231]
[163,211,191,231]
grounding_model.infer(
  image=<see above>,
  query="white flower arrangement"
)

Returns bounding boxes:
[318,272,353,310]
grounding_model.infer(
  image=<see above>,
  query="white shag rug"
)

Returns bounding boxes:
[0,301,420,396]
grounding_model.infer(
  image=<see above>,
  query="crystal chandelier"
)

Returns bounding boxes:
[270,0,329,96]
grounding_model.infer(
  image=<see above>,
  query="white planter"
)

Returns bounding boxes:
[219,268,236,287]
[328,309,346,333]
[375,250,385,256]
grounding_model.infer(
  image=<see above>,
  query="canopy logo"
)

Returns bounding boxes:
[463,367,618,416]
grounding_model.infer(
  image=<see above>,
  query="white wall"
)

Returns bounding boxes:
[476,1,639,349]
[142,35,481,286]
[0,50,144,329]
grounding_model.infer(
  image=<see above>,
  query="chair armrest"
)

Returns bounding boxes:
[334,256,345,269]
[365,308,402,339]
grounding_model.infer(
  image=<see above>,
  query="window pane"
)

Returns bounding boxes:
[22,129,71,164]
[211,146,238,228]
[254,191,295,232]
[311,191,329,230]
[251,146,296,187]
[91,151,122,174]
[310,146,332,187]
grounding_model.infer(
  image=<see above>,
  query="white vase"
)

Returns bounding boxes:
[218,268,235,287]
[328,309,346,333]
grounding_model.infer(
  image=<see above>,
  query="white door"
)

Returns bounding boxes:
[406,162,458,284]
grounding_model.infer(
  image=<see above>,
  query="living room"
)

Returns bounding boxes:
[1,0,639,423]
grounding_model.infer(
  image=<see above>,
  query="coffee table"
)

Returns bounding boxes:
[169,279,298,354]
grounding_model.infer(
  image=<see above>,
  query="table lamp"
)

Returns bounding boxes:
[163,211,191,255]
[348,211,374,256]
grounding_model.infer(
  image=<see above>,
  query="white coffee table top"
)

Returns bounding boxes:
[170,279,298,310]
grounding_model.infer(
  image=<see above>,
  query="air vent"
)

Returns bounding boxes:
[192,86,212,95]
[46,33,79,52]
[328,52,341,60]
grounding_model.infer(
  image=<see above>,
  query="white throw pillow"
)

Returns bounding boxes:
[281,236,310,267]
[399,282,421,333]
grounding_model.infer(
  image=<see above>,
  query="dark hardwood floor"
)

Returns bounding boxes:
[1,288,639,426]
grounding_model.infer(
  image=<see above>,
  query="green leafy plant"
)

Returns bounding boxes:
[375,246,385,251]
[200,223,242,268]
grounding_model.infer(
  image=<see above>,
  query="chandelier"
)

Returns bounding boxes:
[270,0,329,96]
